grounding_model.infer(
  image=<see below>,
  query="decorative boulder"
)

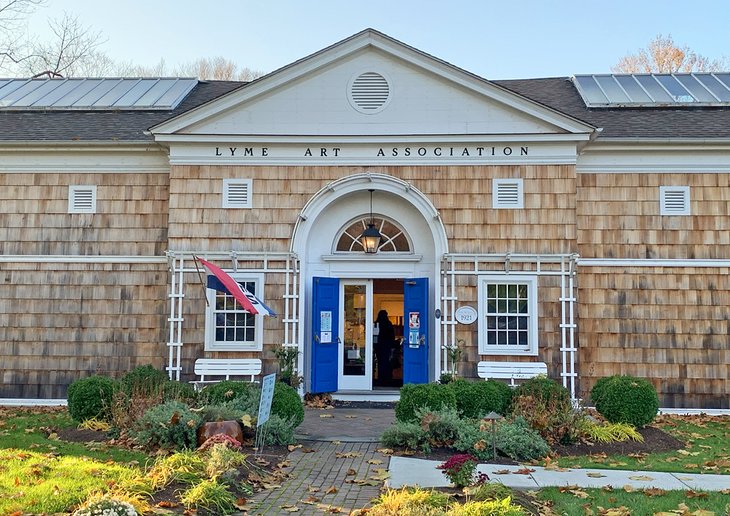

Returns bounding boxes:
[196,420,244,447]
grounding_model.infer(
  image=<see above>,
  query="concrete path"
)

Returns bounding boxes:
[388,456,730,492]
[249,441,389,514]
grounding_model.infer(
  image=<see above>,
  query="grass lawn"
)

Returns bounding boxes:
[0,407,149,514]
[538,486,730,515]
[0,407,148,464]
[547,414,730,475]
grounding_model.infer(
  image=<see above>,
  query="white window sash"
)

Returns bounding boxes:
[477,274,538,356]
[204,272,264,351]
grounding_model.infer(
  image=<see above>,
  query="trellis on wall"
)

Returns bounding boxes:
[440,253,578,399]
[165,250,300,381]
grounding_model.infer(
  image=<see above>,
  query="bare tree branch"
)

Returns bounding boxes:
[174,56,263,81]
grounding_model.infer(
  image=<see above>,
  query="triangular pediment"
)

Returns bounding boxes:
[151,29,594,138]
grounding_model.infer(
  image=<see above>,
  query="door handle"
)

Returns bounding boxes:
[337,336,341,344]
[314,334,320,343]
[419,335,425,345]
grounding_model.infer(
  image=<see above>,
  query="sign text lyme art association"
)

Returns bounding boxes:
[214,145,529,159]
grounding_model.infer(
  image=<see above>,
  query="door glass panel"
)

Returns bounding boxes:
[343,284,366,377]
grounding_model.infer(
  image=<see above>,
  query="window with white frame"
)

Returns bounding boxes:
[478,275,538,355]
[205,272,264,351]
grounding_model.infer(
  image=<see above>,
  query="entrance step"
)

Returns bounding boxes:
[332,389,400,403]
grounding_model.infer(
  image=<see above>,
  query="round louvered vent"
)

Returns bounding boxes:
[349,72,390,113]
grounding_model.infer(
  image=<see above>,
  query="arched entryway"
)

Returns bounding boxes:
[291,173,448,396]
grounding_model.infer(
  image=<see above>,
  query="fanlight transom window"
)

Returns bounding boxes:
[335,216,412,253]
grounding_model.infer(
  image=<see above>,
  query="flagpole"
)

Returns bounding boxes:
[192,255,209,307]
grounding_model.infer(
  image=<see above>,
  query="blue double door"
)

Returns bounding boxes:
[310,277,430,393]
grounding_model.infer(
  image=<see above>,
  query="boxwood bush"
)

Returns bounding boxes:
[201,380,257,405]
[591,375,659,427]
[395,383,457,423]
[448,379,512,418]
[495,416,550,461]
[271,382,304,428]
[131,401,202,450]
[67,375,119,422]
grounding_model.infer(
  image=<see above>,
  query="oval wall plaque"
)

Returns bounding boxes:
[455,306,478,325]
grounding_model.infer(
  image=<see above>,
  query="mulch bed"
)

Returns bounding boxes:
[551,426,684,457]
[56,427,108,442]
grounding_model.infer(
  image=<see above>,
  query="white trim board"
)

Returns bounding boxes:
[578,258,730,268]
[0,146,170,173]
[0,398,68,407]
[577,144,730,173]
[0,255,167,264]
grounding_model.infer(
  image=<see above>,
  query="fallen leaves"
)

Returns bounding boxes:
[628,475,654,481]
[586,472,607,478]
[514,467,535,475]
[319,414,334,419]
[366,459,383,465]
[325,486,338,495]
[280,504,300,512]
[335,451,362,459]
[558,485,589,498]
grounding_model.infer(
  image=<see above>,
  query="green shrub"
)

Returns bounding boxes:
[416,406,464,447]
[448,379,512,418]
[495,417,550,461]
[259,414,296,445]
[395,383,457,423]
[120,365,168,394]
[454,421,494,461]
[271,382,304,428]
[198,403,247,423]
[591,375,659,427]
[130,401,202,450]
[513,376,569,405]
[381,421,430,452]
[201,380,257,405]
[67,375,119,422]
[590,375,613,406]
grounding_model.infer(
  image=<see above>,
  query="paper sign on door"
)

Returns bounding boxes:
[320,311,332,343]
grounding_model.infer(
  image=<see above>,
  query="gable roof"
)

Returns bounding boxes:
[0,29,728,143]
[149,28,596,137]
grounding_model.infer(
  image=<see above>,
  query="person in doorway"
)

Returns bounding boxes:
[375,309,395,385]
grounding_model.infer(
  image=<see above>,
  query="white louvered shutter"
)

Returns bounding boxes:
[68,185,97,213]
[493,179,524,209]
[223,179,253,208]
[660,186,690,215]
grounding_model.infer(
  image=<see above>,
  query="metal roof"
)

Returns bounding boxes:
[0,78,198,110]
[573,73,730,107]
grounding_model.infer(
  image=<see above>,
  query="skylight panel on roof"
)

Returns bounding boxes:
[695,75,730,101]
[614,75,652,102]
[574,73,730,107]
[594,75,631,103]
[0,78,197,110]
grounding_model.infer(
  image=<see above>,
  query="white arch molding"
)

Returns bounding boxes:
[290,173,449,393]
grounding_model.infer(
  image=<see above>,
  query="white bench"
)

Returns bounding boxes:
[192,358,262,390]
[477,361,548,387]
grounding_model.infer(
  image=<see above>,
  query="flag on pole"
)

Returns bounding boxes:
[196,257,277,317]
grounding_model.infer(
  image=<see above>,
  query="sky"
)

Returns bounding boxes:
[24,0,730,80]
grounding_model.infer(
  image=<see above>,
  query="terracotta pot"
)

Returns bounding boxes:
[196,420,244,447]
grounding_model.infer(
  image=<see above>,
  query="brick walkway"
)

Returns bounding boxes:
[249,440,389,514]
